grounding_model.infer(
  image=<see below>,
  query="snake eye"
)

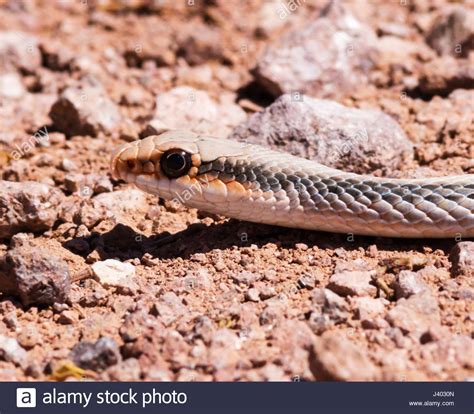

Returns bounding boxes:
[160,149,192,178]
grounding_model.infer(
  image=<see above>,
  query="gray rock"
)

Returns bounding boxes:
[0,31,41,73]
[426,6,474,57]
[394,270,429,299]
[386,292,440,339]
[327,270,377,297]
[309,331,378,380]
[70,337,121,371]
[0,335,27,368]
[229,94,413,174]
[49,84,122,137]
[449,242,474,277]
[0,241,70,307]
[253,2,378,99]
[0,181,64,239]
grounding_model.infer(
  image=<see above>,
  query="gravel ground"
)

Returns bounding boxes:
[0,0,473,381]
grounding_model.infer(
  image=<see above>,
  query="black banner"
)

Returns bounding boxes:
[2,381,472,413]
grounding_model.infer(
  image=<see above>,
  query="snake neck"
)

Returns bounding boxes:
[191,150,474,238]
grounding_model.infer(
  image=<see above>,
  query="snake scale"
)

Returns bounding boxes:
[111,130,474,238]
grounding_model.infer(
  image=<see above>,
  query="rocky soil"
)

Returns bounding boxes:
[0,0,473,381]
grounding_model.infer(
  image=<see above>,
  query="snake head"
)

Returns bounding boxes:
[110,130,201,182]
[110,130,247,203]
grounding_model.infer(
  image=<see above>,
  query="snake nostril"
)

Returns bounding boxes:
[127,160,135,169]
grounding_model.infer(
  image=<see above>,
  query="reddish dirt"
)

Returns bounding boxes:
[0,0,472,381]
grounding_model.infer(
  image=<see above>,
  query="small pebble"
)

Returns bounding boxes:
[245,288,260,302]
[60,158,77,172]
[327,270,377,297]
[92,259,138,294]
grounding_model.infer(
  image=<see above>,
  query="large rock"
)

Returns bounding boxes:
[151,86,246,137]
[0,181,64,239]
[49,84,122,137]
[0,240,70,306]
[229,94,413,174]
[253,2,378,99]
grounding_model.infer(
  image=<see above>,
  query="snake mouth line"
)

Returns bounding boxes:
[110,144,126,180]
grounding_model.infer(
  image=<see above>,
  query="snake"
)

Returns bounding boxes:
[110,130,474,238]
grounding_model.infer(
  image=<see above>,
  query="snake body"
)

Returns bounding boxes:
[111,130,474,238]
